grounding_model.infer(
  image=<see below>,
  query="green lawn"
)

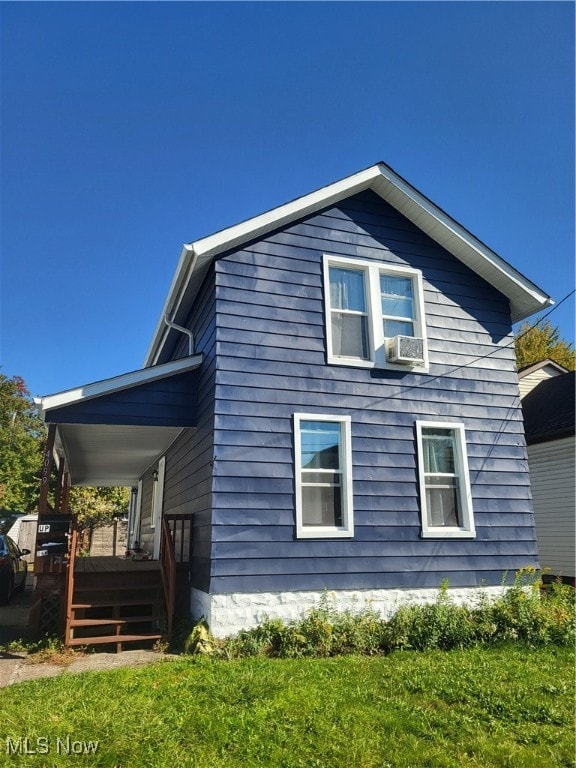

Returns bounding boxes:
[0,645,573,767]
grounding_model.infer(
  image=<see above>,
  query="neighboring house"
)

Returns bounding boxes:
[35,162,553,638]
[7,514,37,563]
[520,369,575,583]
[518,359,568,398]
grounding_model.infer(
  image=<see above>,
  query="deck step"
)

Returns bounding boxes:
[71,598,161,610]
[72,582,161,592]
[67,633,163,647]
[70,616,155,628]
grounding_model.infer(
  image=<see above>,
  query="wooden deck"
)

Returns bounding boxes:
[74,557,160,574]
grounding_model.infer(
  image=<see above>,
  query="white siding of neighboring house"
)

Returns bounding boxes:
[527,436,575,579]
[519,365,564,398]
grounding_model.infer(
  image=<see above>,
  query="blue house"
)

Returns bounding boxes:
[36,163,552,639]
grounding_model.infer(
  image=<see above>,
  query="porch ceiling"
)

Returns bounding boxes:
[56,423,186,486]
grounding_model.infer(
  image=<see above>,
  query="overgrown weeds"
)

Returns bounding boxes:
[184,569,575,659]
[0,634,87,665]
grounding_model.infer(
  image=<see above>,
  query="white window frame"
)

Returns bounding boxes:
[294,413,354,539]
[323,254,428,371]
[416,421,476,539]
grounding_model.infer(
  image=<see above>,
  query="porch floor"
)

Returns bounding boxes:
[74,557,160,574]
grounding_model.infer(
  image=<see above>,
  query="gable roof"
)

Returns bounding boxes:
[518,359,569,379]
[522,371,575,445]
[145,161,553,366]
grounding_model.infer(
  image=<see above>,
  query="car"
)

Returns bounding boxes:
[0,534,30,604]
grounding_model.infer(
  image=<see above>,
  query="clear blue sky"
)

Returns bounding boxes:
[1,1,574,398]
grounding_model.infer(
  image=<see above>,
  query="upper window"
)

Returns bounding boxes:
[294,414,354,538]
[416,422,475,538]
[323,255,428,370]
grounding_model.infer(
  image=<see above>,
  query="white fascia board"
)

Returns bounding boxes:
[371,166,553,320]
[35,354,203,418]
[146,162,552,362]
[144,244,197,367]
[144,167,381,364]
[191,165,380,261]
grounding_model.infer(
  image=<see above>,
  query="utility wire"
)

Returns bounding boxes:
[419,287,575,386]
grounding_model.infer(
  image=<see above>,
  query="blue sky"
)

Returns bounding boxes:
[1,1,574,398]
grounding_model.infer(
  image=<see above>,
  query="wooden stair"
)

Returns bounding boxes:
[65,566,166,652]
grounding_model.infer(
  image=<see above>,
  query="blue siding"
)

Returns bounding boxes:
[142,274,217,592]
[206,190,537,594]
[46,370,199,427]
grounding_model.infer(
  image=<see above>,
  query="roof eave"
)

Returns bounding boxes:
[145,162,552,364]
[35,354,203,419]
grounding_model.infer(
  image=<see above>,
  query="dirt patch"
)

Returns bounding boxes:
[0,649,179,687]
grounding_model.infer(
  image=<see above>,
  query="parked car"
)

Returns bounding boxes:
[0,534,30,604]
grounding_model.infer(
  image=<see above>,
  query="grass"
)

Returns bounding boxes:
[0,645,573,767]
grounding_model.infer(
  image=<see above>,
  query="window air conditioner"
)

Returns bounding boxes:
[388,335,425,365]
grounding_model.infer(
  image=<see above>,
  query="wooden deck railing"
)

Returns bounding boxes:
[63,524,78,645]
[163,513,194,564]
[160,517,176,642]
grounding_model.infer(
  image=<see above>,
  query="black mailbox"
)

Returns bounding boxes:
[36,514,73,558]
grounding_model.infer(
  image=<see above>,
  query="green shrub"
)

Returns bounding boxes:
[224,617,289,658]
[384,582,478,652]
[222,597,388,658]
[486,568,575,647]
[183,570,575,661]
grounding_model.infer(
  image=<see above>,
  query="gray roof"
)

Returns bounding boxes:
[522,372,575,444]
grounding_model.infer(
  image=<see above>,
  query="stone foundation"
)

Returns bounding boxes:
[190,585,507,638]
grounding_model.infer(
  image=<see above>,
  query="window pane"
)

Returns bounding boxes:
[426,482,460,527]
[422,431,456,474]
[381,276,414,318]
[302,484,343,527]
[300,422,341,469]
[383,319,415,338]
[330,268,366,312]
[332,312,369,359]
[301,471,341,485]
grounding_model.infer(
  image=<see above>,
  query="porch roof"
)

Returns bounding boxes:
[35,355,203,486]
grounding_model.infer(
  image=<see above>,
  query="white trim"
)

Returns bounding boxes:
[132,480,143,547]
[35,355,203,417]
[127,487,137,549]
[416,421,476,539]
[191,585,507,638]
[324,255,429,372]
[151,456,166,560]
[145,245,197,367]
[294,413,354,538]
[145,162,552,366]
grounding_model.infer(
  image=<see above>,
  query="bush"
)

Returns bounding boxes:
[486,568,575,647]
[216,597,388,659]
[385,582,477,652]
[183,571,575,660]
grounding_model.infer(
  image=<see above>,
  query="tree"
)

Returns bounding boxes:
[0,374,45,512]
[68,486,130,551]
[515,319,576,372]
[68,486,130,531]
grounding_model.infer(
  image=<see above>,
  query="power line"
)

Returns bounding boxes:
[422,288,575,384]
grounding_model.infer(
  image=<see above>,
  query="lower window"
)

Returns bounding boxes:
[416,421,475,538]
[294,414,354,538]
